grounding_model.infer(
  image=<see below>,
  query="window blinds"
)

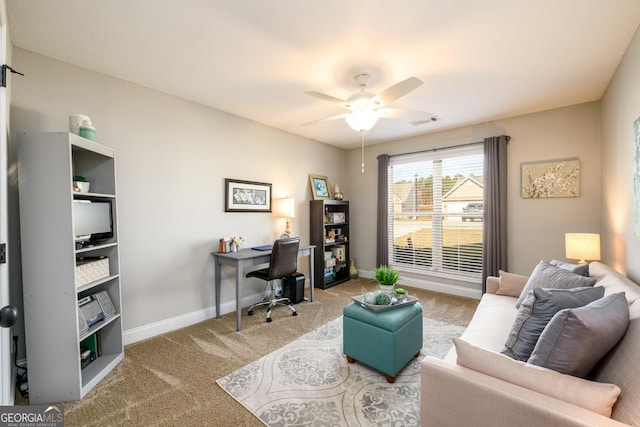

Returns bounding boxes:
[387,144,484,280]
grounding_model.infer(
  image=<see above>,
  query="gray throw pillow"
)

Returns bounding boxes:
[502,286,604,361]
[528,292,629,378]
[516,261,596,308]
[550,259,590,277]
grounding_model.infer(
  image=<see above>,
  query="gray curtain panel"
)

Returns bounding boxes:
[482,135,510,292]
[376,154,389,267]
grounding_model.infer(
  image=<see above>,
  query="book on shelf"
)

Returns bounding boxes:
[96,330,102,356]
[80,330,101,369]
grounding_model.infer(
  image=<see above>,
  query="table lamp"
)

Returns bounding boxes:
[565,233,600,264]
[278,197,295,238]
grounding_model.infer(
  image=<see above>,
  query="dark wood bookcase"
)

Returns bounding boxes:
[310,200,350,289]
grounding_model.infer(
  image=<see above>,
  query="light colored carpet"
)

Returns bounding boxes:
[217,315,465,426]
[23,279,477,426]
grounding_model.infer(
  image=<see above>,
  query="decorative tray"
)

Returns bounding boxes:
[351,294,419,312]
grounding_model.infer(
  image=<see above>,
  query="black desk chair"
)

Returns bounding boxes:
[246,237,300,322]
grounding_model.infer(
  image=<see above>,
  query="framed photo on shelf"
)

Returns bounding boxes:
[225,178,272,212]
[309,174,331,200]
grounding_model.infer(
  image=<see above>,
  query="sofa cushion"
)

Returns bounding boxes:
[495,270,529,297]
[550,259,590,277]
[454,338,621,417]
[528,293,629,378]
[589,261,640,304]
[446,293,518,361]
[502,286,604,361]
[516,261,596,308]
[589,300,640,425]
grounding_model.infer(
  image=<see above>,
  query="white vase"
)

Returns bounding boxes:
[73,181,90,193]
[379,284,394,294]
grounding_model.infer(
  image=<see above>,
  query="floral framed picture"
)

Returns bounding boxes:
[634,117,640,239]
[225,178,272,212]
[520,157,580,199]
[309,174,331,200]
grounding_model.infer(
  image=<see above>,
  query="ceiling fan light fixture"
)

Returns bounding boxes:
[345,109,380,133]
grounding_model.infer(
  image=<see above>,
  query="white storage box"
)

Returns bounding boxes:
[329,212,345,223]
[324,257,336,268]
[75,257,109,287]
[324,251,333,260]
[332,246,346,263]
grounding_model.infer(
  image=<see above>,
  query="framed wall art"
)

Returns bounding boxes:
[521,157,580,199]
[634,117,640,239]
[309,174,331,200]
[225,178,272,212]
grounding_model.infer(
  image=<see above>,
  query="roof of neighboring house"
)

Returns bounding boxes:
[393,182,414,203]
[391,194,403,204]
[443,176,484,202]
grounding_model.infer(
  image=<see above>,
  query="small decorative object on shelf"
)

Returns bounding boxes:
[373,265,400,294]
[72,175,90,193]
[79,118,97,141]
[69,114,90,135]
[334,183,344,200]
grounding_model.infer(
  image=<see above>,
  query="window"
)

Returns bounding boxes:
[387,144,484,281]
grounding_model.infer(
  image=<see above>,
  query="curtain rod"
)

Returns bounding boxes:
[379,135,510,159]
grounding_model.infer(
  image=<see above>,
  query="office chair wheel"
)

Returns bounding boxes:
[248,310,254,316]
[292,312,298,316]
[266,317,272,323]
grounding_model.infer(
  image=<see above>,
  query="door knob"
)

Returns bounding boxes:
[0,305,17,328]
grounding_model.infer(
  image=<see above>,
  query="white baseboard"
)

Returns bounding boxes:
[403,277,482,300]
[123,291,265,346]
[123,274,479,346]
[359,270,482,300]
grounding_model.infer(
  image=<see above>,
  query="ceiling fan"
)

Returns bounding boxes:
[303,73,438,134]
[304,73,438,172]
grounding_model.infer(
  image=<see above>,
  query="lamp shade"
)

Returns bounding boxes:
[565,233,600,264]
[278,197,295,237]
[278,197,295,219]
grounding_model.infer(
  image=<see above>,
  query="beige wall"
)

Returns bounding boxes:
[9,48,346,339]
[9,22,640,342]
[601,25,640,282]
[347,102,602,296]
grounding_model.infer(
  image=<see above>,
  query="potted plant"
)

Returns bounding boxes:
[373,265,400,293]
[72,175,90,193]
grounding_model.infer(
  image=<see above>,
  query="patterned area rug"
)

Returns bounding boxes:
[216,315,465,426]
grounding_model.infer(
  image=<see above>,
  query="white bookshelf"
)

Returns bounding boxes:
[17,132,123,404]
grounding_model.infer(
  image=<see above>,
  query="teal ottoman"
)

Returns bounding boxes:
[343,301,423,383]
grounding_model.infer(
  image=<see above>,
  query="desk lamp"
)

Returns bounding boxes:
[565,233,601,264]
[278,197,295,238]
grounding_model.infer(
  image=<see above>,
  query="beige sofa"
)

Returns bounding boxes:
[421,261,640,427]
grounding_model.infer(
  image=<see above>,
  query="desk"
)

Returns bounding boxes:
[212,245,316,331]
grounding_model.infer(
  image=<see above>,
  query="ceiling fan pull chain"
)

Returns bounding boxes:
[361,133,365,173]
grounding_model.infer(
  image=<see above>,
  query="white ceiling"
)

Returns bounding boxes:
[7,1,640,149]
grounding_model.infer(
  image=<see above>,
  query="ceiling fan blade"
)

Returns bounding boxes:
[305,91,348,107]
[301,113,350,126]
[374,77,423,106]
